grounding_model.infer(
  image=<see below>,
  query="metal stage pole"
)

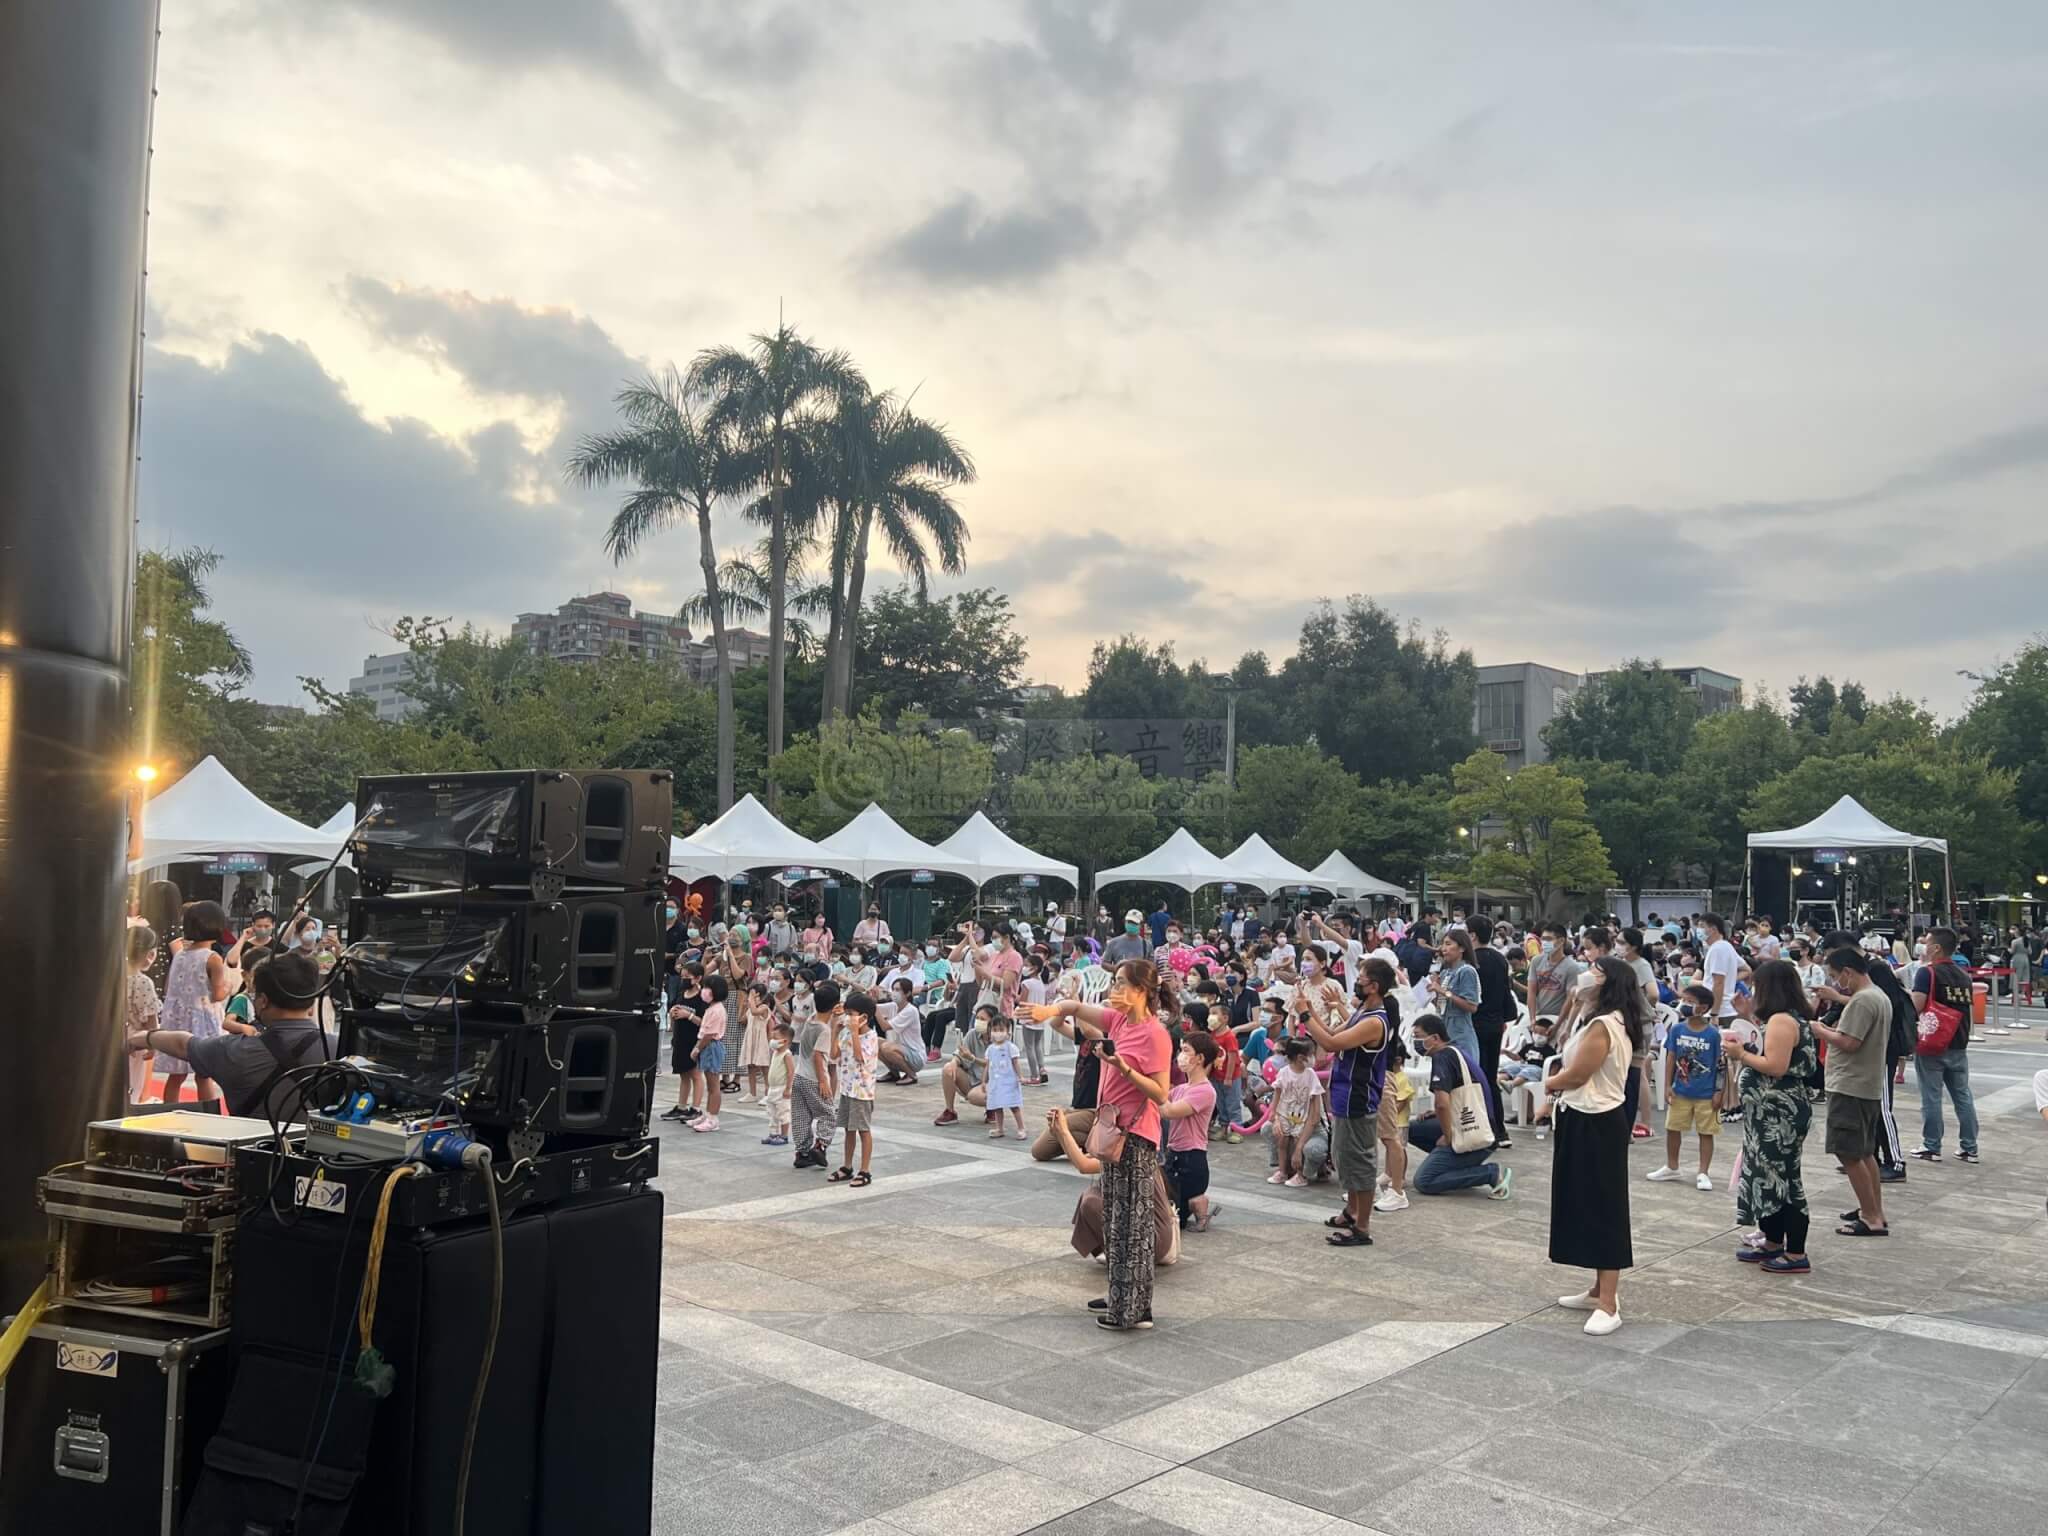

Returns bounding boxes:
[0,0,161,1305]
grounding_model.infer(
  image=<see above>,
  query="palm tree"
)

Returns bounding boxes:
[565,367,741,812]
[687,535,832,663]
[821,387,974,720]
[690,325,865,808]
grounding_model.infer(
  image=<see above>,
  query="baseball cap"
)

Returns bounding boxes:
[1124,908,1143,923]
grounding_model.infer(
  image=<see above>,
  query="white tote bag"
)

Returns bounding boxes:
[1442,1044,1496,1153]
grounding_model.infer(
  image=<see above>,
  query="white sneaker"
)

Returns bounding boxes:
[1646,1165,1682,1182]
[1695,1173,1716,1191]
[1373,1189,1409,1212]
[1558,1291,1598,1311]
[1583,1308,1623,1337]
[1285,1173,1308,1188]
[1375,1173,1391,1194]
[1267,1169,1289,1185]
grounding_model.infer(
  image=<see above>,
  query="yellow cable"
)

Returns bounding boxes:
[357,1165,420,1352]
[0,1280,51,1384]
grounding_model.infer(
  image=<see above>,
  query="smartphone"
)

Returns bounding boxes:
[1097,1038,1118,1058]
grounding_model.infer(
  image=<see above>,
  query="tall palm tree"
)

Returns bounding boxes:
[565,367,741,812]
[823,388,974,720]
[690,325,864,807]
[687,535,832,663]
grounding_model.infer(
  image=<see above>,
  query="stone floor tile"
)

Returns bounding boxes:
[667,1381,877,1462]
[1012,1433,1178,1500]
[1448,1430,1669,1516]
[870,1327,1069,1393]
[769,1422,1001,1520]
[883,1465,1096,1536]
[1113,1466,1349,1536]
[653,1466,862,1536]
[1360,1469,1603,1536]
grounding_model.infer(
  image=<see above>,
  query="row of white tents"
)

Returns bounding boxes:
[131,758,1410,903]
[136,757,1950,915]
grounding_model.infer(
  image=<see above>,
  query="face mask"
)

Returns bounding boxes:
[924,944,937,958]
[1302,959,1320,975]
[294,919,324,951]
[1125,922,1139,935]
[794,980,809,994]
[1543,940,1558,955]
[665,906,678,922]
[1167,933,1181,946]
[1678,1002,1695,1018]
[687,928,700,941]
[766,977,782,993]
[878,941,892,955]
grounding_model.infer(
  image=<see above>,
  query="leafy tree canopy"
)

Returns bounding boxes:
[853,586,1027,723]
[1542,658,1697,775]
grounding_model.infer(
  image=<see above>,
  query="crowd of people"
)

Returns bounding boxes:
[653,891,2048,1336]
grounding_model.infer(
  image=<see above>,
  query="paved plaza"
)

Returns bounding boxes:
[646,1027,2048,1536]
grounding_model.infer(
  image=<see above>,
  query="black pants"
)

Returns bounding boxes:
[922,1007,954,1055]
[1164,1147,1209,1228]
[1874,1051,1905,1171]
[1759,1203,1810,1254]
[1473,1015,1507,1138]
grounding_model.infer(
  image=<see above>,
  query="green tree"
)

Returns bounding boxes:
[769,704,995,843]
[1450,751,1614,918]
[1809,693,1936,758]
[1954,641,2048,872]
[1354,778,1453,895]
[1274,598,1477,784]
[1567,760,1701,923]
[1226,744,1367,869]
[1678,699,1802,899]
[1004,753,1162,897]
[814,388,974,721]
[566,367,744,811]
[854,586,1028,722]
[132,547,252,773]
[1081,637,1209,721]
[1542,659,1698,774]
[692,325,865,807]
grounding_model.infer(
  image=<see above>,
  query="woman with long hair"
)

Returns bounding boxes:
[1030,959,1173,1330]
[1729,958,1819,1274]
[1545,955,1645,1334]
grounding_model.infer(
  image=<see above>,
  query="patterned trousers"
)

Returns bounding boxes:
[792,1076,834,1147]
[1103,1135,1160,1328]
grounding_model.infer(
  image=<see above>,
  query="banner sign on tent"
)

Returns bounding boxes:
[1220,883,1237,894]
[730,873,749,885]
[1812,849,1848,865]
[1294,886,1314,897]
[911,870,935,884]
[204,853,265,874]
[1018,875,1039,889]
[782,866,809,881]
[824,879,840,889]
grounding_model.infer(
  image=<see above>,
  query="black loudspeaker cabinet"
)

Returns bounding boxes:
[0,1309,231,1536]
[351,769,673,895]
[340,1005,657,1138]
[222,1186,660,1534]
[344,887,663,1015]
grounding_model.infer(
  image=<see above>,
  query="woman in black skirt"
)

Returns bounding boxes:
[1544,956,1646,1336]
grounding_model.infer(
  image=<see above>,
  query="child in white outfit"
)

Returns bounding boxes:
[983,1019,1026,1138]
[763,1023,794,1146]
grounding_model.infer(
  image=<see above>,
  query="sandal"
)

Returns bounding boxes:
[1835,1218,1888,1237]
[1195,1205,1217,1232]
[1323,1212,1355,1229]
[850,1171,872,1188]
[827,1167,855,1182]
[1326,1228,1374,1248]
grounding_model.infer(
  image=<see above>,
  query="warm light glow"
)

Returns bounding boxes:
[1790,865,1803,877]
[2036,873,2047,887]
[1921,880,1932,891]
[1846,856,1858,866]
[1456,826,1470,838]
[133,763,159,784]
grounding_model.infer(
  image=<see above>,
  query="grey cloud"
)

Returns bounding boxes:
[138,334,603,696]
[344,276,640,446]
[1715,416,2048,523]
[663,0,823,83]
[1161,82,1301,223]
[878,196,1102,288]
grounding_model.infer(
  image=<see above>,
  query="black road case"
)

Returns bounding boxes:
[0,1306,230,1536]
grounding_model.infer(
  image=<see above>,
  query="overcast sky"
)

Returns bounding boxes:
[139,0,2048,717]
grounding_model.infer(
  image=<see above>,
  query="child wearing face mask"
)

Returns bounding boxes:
[983,1018,1026,1138]
[1018,957,1051,1085]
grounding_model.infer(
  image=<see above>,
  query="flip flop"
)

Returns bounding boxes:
[1324,1212,1354,1228]
[1326,1228,1374,1248]
[1835,1218,1888,1236]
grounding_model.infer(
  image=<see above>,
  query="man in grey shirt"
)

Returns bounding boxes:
[1813,948,1891,1235]
[127,951,334,1125]
[1102,908,1152,966]
[765,906,799,958]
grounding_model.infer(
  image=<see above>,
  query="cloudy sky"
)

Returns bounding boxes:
[140,0,2048,716]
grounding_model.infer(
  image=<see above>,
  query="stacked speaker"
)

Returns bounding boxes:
[339,769,673,1149]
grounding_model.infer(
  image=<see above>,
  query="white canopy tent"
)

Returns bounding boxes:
[675,793,853,882]
[130,756,342,874]
[317,804,359,838]
[814,803,984,885]
[1223,833,1323,894]
[1309,850,1408,902]
[1097,827,1240,897]
[1744,795,1952,923]
[934,811,1079,890]
[668,833,720,882]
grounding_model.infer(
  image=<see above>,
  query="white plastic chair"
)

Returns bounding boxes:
[1075,965,1112,1006]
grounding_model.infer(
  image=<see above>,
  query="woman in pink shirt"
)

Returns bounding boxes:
[1031,958,1172,1331]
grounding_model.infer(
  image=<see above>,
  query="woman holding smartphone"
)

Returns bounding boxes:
[1030,959,1172,1331]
